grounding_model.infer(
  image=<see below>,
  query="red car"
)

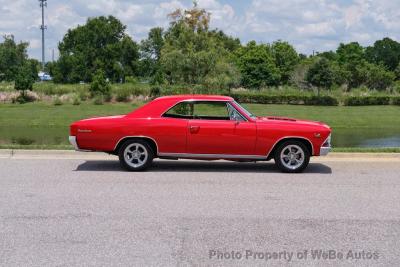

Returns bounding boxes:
[69,95,331,173]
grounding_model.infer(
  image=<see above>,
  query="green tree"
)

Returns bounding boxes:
[203,59,240,90]
[14,63,36,103]
[160,3,238,87]
[306,58,334,94]
[336,42,366,88]
[139,27,164,78]
[337,42,364,64]
[55,16,139,83]
[0,35,30,81]
[361,63,395,91]
[395,63,400,80]
[365,37,400,71]
[235,41,281,88]
[208,30,241,52]
[271,40,299,84]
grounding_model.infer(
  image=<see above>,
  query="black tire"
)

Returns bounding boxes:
[118,140,154,171]
[274,141,310,173]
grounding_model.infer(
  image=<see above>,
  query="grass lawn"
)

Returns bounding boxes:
[0,102,399,149]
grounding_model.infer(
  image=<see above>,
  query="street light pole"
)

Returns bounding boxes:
[39,0,47,71]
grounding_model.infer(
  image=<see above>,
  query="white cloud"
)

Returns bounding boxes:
[2,0,400,59]
[296,22,336,37]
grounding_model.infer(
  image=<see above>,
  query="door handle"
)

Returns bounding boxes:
[189,125,200,134]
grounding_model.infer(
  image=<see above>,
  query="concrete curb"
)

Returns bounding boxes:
[0,149,114,160]
[0,149,399,161]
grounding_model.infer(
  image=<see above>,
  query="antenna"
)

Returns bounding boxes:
[39,0,47,70]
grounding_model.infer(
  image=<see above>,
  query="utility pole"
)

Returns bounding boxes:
[39,0,47,71]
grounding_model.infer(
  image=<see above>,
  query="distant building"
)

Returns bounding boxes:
[38,71,52,81]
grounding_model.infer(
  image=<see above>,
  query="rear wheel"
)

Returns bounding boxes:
[118,140,154,171]
[274,141,310,173]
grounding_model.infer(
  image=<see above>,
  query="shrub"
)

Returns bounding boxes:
[344,96,391,106]
[12,90,38,104]
[14,64,36,103]
[115,88,130,102]
[89,70,111,99]
[150,86,161,97]
[125,76,138,84]
[78,90,90,101]
[72,96,81,105]
[392,96,400,105]
[304,96,339,106]
[53,97,63,106]
[11,137,35,145]
[93,95,104,105]
[14,64,35,92]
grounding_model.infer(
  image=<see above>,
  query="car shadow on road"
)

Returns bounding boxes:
[75,160,332,174]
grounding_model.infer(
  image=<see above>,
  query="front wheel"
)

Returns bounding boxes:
[118,140,154,171]
[274,141,310,173]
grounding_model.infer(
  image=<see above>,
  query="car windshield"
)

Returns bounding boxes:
[232,101,256,119]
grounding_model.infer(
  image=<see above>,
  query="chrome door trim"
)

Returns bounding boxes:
[158,152,267,160]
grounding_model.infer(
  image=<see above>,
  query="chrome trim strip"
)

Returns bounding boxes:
[158,152,267,160]
[265,136,315,158]
[113,135,159,153]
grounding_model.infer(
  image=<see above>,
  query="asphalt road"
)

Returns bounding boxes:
[0,151,400,266]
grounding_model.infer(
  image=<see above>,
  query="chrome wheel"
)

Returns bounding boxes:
[280,144,305,170]
[124,143,148,168]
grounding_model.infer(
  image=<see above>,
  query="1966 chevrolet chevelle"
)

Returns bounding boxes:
[69,95,331,173]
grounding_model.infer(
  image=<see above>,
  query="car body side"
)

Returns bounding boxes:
[69,95,331,160]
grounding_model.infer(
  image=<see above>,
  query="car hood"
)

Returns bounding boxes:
[256,116,330,128]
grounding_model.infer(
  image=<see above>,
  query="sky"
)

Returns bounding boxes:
[1,0,400,61]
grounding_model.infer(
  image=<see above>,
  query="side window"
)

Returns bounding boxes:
[192,102,230,120]
[163,102,193,119]
[163,101,247,121]
[227,104,246,122]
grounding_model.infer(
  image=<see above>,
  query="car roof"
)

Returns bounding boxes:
[127,94,234,118]
[154,95,234,101]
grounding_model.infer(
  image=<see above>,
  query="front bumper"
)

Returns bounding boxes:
[319,133,332,156]
[320,146,331,156]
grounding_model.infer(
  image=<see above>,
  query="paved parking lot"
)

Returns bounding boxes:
[0,151,399,266]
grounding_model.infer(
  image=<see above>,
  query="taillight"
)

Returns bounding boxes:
[70,123,78,136]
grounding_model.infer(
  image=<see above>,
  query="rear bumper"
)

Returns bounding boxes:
[69,136,91,152]
[69,136,79,150]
